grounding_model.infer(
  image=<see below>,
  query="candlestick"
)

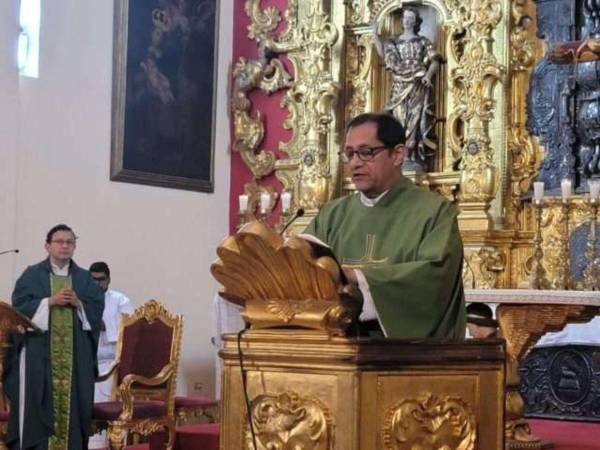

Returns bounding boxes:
[239,194,249,213]
[561,179,572,200]
[260,192,270,214]
[281,191,292,213]
[557,199,571,289]
[590,180,600,200]
[583,196,600,290]
[533,181,545,203]
[530,200,549,289]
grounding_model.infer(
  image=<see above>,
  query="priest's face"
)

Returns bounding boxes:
[45,230,76,266]
[345,122,404,198]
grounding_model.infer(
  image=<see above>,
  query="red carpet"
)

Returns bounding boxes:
[107,419,600,450]
[148,423,220,450]
[529,419,600,449]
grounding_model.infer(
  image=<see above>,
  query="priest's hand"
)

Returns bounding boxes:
[49,288,74,307]
[342,267,358,285]
[49,288,81,308]
[63,289,82,308]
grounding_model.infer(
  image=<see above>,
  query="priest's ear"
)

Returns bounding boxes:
[392,144,405,167]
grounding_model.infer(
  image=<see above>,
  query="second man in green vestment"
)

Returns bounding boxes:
[4,224,104,450]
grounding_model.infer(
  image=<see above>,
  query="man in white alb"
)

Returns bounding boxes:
[89,261,134,401]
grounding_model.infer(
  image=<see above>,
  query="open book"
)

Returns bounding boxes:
[296,233,348,284]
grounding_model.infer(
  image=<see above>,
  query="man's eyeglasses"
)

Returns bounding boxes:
[339,145,389,163]
[50,239,76,246]
[92,275,108,282]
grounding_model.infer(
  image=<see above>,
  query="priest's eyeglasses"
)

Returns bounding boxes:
[339,146,389,163]
[50,239,76,246]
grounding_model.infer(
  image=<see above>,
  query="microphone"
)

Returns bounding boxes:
[280,208,305,235]
[0,249,19,256]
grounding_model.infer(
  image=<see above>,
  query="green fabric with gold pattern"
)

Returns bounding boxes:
[304,177,466,339]
[48,274,74,450]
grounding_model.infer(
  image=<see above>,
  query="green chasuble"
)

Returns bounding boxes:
[3,259,104,450]
[304,176,466,339]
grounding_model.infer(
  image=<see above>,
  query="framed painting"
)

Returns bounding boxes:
[110,0,218,192]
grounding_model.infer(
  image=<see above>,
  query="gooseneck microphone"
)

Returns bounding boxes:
[280,208,305,235]
[0,249,19,256]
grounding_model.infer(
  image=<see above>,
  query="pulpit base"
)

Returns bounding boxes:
[220,330,505,450]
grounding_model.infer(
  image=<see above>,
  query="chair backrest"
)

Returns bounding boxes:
[113,300,183,416]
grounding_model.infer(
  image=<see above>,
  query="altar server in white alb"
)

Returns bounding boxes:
[89,261,134,401]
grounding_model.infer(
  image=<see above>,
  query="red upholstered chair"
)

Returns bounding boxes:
[92,300,183,450]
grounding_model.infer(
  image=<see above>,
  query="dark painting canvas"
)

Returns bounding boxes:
[111,0,218,192]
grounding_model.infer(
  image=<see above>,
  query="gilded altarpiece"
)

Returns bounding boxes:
[232,0,549,290]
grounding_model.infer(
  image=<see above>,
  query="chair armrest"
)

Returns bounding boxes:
[96,360,120,383]
[118,363,176,421]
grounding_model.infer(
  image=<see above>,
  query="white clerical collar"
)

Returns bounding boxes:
[50,260,70,276]
[359,190,389,207]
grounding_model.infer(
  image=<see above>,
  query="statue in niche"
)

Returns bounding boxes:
[372,7,441,172]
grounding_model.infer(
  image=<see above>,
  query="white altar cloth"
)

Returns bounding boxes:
[465,289,600,346]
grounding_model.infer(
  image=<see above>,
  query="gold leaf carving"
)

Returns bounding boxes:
[266,299,317,323]
[245,0,282,42]
[345,33,373,120]
[211,221,361,334]
[232,54,292,179]
[497,303,599,360]
[463,246,505,289]
[383,394,476,450]
[245,392,333,450]
[444,0,505,226]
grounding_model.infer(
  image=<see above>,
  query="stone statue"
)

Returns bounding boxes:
[372,7,441,172]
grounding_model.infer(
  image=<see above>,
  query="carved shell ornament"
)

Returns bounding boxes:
[210,221,362,334]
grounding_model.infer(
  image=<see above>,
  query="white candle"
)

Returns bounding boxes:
[281,191,292,213]
[239,194,249,213]
[533,181,545,202]
[590,180,600,200]
[561,179,572,200]
[260,192,270,213]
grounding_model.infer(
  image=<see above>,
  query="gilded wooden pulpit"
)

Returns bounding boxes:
[212,222,505,450]
[0,300,39,450]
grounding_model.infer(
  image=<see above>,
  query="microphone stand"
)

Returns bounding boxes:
[279,208,305,236]
[0,249,19,256]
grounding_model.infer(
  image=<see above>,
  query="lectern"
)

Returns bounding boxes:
[212,222,505,449]
[0,301,39,450]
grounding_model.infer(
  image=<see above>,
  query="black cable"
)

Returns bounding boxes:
[237,327,258,450]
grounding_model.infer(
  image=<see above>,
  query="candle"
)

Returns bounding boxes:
[260,192,270,213]
[561,179,572,200]
[239,194,248,213]
[281,191,292,213]
[533,181,545,202]
[590,180,600,200]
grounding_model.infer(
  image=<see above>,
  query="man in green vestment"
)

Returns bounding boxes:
[304,113,465,338]
[3,224,104,450]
